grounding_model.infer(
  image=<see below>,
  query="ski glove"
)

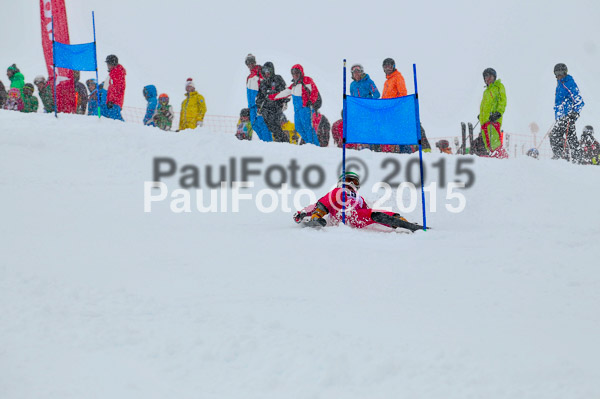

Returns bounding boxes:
[489,112,501,122]
[293,211,307,224]
[568,112,579,121]
[106,101,114,109]
[197,120,204,127]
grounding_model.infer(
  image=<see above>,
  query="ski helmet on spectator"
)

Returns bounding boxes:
[86,79,97,87]
[526,148,539,159]
[338,171,360,188]
[554,63,568,76]
[105,54,118,65]
[158,93,169,103]
[351,64,364,74]
[483,68,497,79]
[382,58,395,68]
[245,54,256,66]
[23,83,34,92]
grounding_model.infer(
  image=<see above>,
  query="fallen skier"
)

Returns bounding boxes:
[293,172,426,232]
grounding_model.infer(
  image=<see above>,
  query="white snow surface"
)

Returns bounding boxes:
[1,111,600,398]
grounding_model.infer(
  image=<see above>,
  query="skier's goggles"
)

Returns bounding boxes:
[342,177,360,187]
[351,67,362,73]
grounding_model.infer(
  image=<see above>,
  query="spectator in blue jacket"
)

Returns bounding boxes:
[143,84,158,126]
[86,79,107,116]
[550,63,584,161]
[350,64,380,99]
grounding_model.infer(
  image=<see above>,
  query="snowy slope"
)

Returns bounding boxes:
[1,111,599,398]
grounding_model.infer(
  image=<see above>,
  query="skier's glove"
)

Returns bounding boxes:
[489,112,501,122]
[106,101,114,109]
[293,211,307,224]
[311,202,329,220]
[568,112,579,121]
[197,120,204,127]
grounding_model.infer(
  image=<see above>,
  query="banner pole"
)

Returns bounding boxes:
[413,64,426,231]
[92,11,100,118]
[52,16,58,118]
[342,59,347,225]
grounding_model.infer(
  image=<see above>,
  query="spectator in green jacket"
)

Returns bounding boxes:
[478,67,508,158]
[21,83,39,113]
[34,75,54,113]
[7,64,25,97]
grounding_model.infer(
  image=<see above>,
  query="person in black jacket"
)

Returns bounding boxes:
[256,61,289,142]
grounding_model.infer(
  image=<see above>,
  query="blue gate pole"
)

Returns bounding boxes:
[413,64,427,231]
[51,16,58,118]
[342,59,347,225]
[92,11,101,118]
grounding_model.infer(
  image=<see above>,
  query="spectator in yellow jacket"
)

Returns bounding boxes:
[178,78,206,131]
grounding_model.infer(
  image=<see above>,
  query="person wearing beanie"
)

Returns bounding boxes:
[34,75,54,113]
[3,88,24,111]
[7,64,25,98]
[103,54,126,121]
[245,54,273,142]
[550,63,585,161]
[478,67,508,158]
[178,78,207,131]
[21,83,39,113]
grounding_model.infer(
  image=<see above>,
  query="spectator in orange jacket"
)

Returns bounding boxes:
[103,54,126,121]
[381,57,409,153]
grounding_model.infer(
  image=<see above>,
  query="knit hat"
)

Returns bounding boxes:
[24,83,34,91]
[185,78,195,89]
[8,88,20,98]
[7,64,19,73]
[34,75,46,84]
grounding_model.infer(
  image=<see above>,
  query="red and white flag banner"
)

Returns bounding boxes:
[39,0,76,113]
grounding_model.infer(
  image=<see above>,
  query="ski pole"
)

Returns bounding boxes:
[536,121,557,150]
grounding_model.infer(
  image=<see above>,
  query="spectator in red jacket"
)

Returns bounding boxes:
[103,54,126,121]
[270,64,320,146]
[331,110,362,150]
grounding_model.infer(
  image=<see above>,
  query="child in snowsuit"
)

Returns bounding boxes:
[153,94,174,131]
[4,88,24,111]
[579,125,600,165]
[293,172,425,232]
[143,85,158,126]
[235,108,253,140]
[21,83,39,113]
